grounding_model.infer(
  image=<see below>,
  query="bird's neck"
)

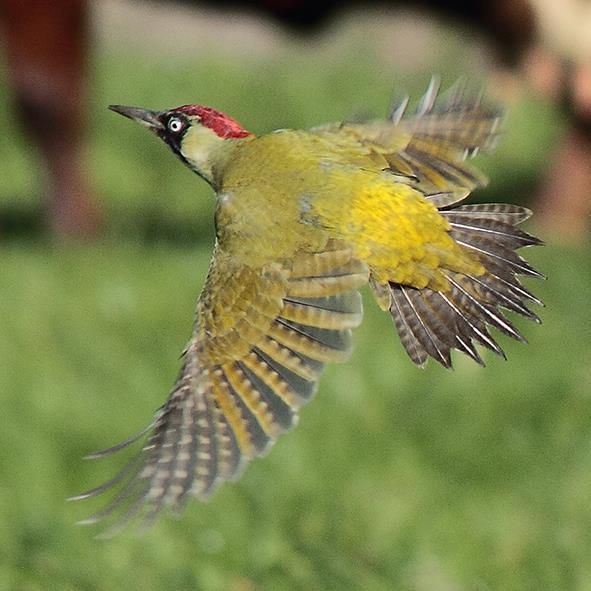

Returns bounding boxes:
[180,125,254,189]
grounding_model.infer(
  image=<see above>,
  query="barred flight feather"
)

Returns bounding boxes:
[72,242,366,534]
[382,77,503,206]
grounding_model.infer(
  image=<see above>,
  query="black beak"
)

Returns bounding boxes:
[108,105,164,130]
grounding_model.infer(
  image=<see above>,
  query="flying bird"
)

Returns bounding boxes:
[72,78,543,535]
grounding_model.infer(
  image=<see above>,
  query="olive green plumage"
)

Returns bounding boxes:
[72,79,542,535]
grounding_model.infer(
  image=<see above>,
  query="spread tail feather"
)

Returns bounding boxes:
[377,203,543,368]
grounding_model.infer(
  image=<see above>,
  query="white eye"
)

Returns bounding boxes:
[167,117,183,133]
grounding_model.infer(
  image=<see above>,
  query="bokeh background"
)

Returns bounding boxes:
[1,1,590,589]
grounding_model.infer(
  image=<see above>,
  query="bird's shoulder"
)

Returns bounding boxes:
[230,126,374,168]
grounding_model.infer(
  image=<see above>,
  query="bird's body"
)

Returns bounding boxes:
[217,129,478,280]
[73,80,543,534]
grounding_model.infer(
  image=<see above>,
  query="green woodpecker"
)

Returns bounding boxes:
[72,79,543,534]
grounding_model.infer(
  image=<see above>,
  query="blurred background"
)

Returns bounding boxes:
[1,0,590,589]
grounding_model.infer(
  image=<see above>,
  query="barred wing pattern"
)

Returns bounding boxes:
[316,77,503,208]
[383,78,501,208]
[72,241,368,535]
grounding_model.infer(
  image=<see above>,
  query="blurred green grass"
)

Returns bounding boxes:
[0,35,588,591]
[2,242,590,590]
[0,46,562,240]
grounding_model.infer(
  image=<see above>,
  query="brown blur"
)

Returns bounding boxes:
[0,0,102,238]
[0,0,590,240]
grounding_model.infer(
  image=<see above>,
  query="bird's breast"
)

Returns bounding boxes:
[216,131,368,265]
[215,186,328,267]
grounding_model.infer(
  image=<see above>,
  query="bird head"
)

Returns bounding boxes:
[109,104,254,185]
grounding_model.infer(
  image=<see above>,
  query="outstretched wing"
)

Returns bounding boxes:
[314,76,503,208]
[388,78,502,204]
[72,240,368,535]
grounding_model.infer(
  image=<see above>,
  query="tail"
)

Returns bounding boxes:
[376,203,543,368]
